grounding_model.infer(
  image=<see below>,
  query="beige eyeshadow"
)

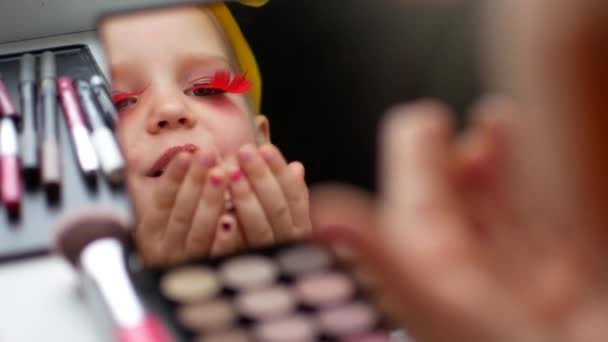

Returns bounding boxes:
[295,271,355,307]
[177,299,236,333]
[317,301,377,337]
[278,244,332,275]
[219,255,278,290]
[254,315,317,342]
[235,286,296,319]
[160,266,220,303]
[194,329,251,342]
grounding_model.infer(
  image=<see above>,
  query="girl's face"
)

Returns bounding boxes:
[100,6,269,216]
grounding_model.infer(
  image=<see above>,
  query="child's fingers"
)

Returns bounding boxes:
[238,145,295,240]
[185,167,228,258]
[259,144,312,239]
[164,151,217,250]
[138,152,190,240]
[228,166,275,247]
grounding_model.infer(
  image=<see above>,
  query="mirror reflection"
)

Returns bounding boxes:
[98,2,312,266]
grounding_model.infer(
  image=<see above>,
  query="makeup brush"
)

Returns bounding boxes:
[76,80,125,184]
[19,53,39,185]
[39,51,62,197]
[0,117,21,216]
[0,72,19,123]
[53,210,173,342]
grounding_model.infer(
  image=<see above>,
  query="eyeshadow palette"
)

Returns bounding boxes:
[132,242,392,342]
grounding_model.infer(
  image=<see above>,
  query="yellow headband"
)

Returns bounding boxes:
[208,0,269,113]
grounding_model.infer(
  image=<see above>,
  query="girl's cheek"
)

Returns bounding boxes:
[209,115,257,158]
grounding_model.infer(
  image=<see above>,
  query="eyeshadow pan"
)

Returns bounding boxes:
[194,329,251,342]
[220,255,278,290]
[254,315,317,342]
[235,285,295,319]
[160,266,220,303]
[177,299,236,332]
[345,332,391,342]
[318,301,377,337]
[295,271,355,307]
[278,244,332,275]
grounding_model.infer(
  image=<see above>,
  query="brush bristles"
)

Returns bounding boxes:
[53,209,131,267]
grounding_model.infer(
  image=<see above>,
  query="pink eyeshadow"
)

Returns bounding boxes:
[344,332,391,342]
[318,301,377,337]
[296,271,354,307]
[254,315,317,342]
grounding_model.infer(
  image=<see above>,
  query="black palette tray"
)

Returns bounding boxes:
[0,45,131,262]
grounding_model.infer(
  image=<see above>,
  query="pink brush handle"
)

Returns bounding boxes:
[1,155,21,212]
[0,80,17,118]
[116,314,173,342]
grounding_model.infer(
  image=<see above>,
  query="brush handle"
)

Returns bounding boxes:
[116,314,173,342]
[1,155,21,212]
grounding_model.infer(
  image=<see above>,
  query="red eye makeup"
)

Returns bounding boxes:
[111,85,149,110]
[186,69,252,95]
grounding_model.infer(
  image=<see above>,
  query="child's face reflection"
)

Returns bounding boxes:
[100,7,269,217]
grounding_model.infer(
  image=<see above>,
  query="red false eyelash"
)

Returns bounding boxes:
[111,85,150,105]
[189,70,252,94]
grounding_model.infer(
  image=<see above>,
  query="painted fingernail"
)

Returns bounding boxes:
[222,222,232,231]
[230,169,243,182]
[210,175,223,186]
[200,153,217,168]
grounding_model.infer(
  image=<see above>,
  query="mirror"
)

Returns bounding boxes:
[96,0,480,266]
[98,1,309,266]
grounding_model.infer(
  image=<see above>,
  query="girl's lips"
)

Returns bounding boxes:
[147,144,198,177]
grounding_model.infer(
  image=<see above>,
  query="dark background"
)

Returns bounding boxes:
[231,0,481,192]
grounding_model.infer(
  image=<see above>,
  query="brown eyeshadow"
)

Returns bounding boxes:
[160,266,220,303]
[177,299,236,333]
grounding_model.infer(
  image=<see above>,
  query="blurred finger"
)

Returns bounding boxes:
[380,101,473,254]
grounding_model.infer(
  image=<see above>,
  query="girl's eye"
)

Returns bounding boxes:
[185,84,225,97]
[114,97,138,111]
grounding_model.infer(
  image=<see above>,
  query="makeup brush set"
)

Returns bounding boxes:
[0,45,131,261]
[54,210,395,342]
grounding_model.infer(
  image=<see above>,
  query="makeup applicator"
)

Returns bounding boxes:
[53,210,173,342]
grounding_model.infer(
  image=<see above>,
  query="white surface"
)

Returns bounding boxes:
[0,256,103,342]
[0,0,193,43]
[0,31,107,342]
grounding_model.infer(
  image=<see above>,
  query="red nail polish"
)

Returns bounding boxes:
[230,169,243,181]
[222,222,231,231]
[210,175,223,186]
